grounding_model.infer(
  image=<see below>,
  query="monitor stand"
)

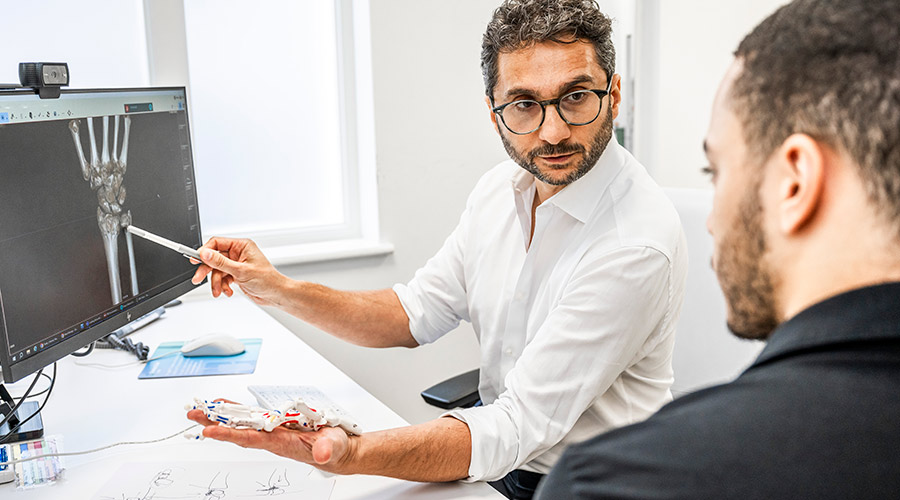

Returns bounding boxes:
[0,384,43,442]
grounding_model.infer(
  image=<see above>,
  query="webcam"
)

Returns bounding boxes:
[18,62,69,99]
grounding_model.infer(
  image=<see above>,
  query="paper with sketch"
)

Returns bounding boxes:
[92,461,334,499]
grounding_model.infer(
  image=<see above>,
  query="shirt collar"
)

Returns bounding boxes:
[751,281,900,367]
[509,136,626,224]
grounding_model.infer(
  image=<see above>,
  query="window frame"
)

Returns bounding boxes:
[145,0,388,264]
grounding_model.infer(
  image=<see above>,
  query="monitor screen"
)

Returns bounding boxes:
[0,87,202,384]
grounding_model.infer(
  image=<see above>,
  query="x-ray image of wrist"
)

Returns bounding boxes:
[186,397,362,438]
[69,115,139,305]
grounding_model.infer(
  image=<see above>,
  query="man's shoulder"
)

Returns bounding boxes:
[598,153,684,260]
[462,159,524,207]
[539,360,900,499]
[474,159,522,190]
[537,381,755,498]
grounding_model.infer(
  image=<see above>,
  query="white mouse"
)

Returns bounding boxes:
[180,333,245,357]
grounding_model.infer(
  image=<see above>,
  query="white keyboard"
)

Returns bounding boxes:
[246,385,362,433]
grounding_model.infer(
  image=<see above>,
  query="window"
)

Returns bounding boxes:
[182,0,379,255]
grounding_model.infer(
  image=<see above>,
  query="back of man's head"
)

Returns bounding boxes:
[731,0,900,236]
[481,0,614,102]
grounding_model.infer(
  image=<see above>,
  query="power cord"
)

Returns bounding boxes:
[0,368,42,431]
[69,333,150,361]
[23,372,53,398]
[2,423,199,466]
[0,363,56,444]
[73,306,169,361]
[69,342,95,357]
[98,332,150,360]
[74,349,179,369]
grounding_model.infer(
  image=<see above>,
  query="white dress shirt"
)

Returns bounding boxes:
[393,138,687,481]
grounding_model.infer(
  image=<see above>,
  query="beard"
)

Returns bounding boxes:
[714,178,780,340]
[500,105,614,186]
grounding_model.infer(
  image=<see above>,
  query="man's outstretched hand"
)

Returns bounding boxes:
[186,405,355,474]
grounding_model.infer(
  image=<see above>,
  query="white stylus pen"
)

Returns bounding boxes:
[126,225,202,261]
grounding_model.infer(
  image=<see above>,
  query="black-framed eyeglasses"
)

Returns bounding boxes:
[491,78,613,135]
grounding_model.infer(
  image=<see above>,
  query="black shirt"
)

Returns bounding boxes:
[536,283,900,499]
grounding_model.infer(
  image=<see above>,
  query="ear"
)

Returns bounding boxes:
[774,133,826,235]
[486,96,501,135]
[609,73,622,120]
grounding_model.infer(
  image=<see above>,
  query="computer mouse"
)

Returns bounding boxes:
[180,333,246,357]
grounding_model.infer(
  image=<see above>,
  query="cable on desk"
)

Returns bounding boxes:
[2,424,200,465]
[69,342,95,357]
[0,367,43,432]
[99,333,150,360]
[73,350,180,369]
[0,363,56,444]
[25,372,54,398]
[73,307,168,362]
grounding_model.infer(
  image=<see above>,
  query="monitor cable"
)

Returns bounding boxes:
[72,306,169,362]
[21,372,53,399]
[69,342,95,357]
[1,423,199,466]
[70,335,149,361]
[0,363,56,445]
[0,368,42,431]
[98,333,149,361]
[69,334,148,362]
[73,350,179,369]
[0,372,52,421]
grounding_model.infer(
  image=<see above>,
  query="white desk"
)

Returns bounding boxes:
[2,295,500,499]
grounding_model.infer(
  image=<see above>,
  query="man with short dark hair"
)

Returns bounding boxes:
[187,1,686,498]
[536,0,900,497]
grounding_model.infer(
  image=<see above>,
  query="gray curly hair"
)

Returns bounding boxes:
[481,0,615,102]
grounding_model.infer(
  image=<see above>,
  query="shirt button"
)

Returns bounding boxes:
[505,348,513,356]
[514,292,525,301]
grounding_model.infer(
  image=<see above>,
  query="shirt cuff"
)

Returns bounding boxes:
[443,405,518,482]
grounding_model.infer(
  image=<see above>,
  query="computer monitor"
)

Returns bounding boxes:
[0,87,202,438]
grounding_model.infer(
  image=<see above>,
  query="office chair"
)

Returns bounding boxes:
[421,368,480,409]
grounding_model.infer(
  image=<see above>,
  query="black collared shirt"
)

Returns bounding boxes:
[536,282,900,499]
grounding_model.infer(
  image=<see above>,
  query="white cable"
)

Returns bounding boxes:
[73,350,180,369]
[2,424,199,466]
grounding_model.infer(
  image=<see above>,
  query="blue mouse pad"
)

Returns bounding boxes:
[138,338,262,379]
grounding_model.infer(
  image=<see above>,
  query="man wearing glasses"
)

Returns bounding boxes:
[187,1,686,498]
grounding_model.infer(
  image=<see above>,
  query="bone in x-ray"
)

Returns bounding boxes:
[68,115,139,305]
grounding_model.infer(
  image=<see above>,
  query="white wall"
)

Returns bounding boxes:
[634,0,789,188]
[0,0,149,88]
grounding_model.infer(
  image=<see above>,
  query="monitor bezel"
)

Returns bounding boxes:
[0,86,203,384]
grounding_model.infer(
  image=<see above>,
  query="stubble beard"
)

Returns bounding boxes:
[715,179,780,340]
[500,106,614,187]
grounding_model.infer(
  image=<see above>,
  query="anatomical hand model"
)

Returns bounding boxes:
[185,397,362,439]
